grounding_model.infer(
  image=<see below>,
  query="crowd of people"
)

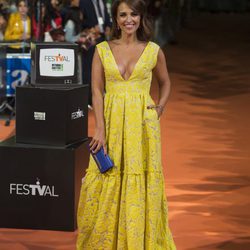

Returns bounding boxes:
[1,0,250,47]
[0,0,196,48]
[0,0,112,50]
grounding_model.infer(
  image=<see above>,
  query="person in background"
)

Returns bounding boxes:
[4,0,31,52]
[0,8,7,41]
[79,0,112,41]
[64,0,83,42]
[43,0,64,41]
[147,0,166,46]
[0,0,9,13]
[32,0,46,41]
[8,0,17,13]
[64,0,99,48]
[79,0,112,107]
[60,0,71,22]
[105,0,112,23]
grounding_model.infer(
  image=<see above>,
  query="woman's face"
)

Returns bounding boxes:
[71,0,80,7]
[51,0,59,8]
[18,1,28,17]
[116,2,141,36]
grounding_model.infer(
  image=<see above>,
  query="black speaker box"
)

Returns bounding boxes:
[16,85,88,146]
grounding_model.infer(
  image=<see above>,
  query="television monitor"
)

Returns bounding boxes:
[30,42,82,86]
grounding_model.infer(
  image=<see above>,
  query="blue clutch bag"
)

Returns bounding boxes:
[90,146,114,173]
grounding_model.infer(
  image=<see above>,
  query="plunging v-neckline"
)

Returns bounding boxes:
[106,41,150,81]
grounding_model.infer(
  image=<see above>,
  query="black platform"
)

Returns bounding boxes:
[0,136,89,231]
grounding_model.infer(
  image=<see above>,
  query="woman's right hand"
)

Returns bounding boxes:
[89,128,107,155]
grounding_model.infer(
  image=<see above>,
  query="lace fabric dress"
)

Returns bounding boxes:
[77,41,176,250]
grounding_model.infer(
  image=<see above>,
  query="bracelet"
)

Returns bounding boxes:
[156,104,164,112]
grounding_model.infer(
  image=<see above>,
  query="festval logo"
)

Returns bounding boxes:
[44,53,70,63]
[9,178,59,197]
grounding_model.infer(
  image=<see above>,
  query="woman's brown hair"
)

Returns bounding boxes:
[111,0,152,42]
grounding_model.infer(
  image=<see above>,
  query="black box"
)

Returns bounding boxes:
[16,85,88,146]
[0,136,89,231]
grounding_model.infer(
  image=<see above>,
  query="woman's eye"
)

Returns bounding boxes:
[131,12,139,16]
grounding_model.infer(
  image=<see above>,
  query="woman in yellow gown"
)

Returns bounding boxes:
[77,0,176,249]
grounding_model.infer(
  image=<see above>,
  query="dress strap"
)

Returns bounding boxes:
[147,42,160,69]
[96,41,109,66]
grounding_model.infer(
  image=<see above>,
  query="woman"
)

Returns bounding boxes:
[43,0,63,41]
[32,0,46,41]
[4,0,31,49]
[77,0,176,249]
[63,0,83,42]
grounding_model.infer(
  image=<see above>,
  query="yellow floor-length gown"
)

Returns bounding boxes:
[77,41,176,250]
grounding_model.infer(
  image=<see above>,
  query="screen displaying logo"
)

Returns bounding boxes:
[40,49,75,77]
[10,178,59,197]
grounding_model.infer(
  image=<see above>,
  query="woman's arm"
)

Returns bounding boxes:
[149,48,171,118]
[89,48,107,154]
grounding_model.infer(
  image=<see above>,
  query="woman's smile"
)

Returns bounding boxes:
[124,23,135,29]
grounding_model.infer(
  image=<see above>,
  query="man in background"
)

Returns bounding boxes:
[79,0,111,107]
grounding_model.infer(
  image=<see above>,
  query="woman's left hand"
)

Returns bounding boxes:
[147,104,164,119]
